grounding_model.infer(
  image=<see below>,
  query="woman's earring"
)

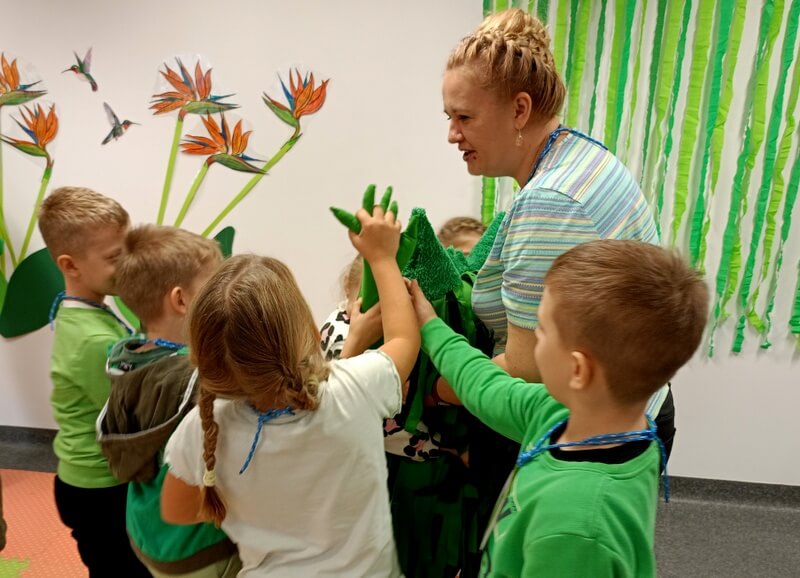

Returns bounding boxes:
[515,130,524,147]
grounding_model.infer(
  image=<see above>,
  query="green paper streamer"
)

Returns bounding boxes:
[689,0,739,268]
[707,0,778,355]
[762,143,800,346]
[604,0,637,152]
[553,0,570,74]
[537,0,550,25]
[791,261,800,335]
[566,0,592,129]
[564,0,581,95]
[734,0,799,351]
[670,0,716,247]
[588,0,609,136]
[639,0,669,194]
[481,176,496,225]
[623,0,649,164]
[698,0,747,270]
[652,0,694,234]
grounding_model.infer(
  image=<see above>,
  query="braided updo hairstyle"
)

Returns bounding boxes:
[447,8,565,119]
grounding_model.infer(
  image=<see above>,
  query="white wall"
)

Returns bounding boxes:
[1,0,798,486]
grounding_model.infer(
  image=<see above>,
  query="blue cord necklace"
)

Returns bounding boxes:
[517,417,670,502]
[49,291,133,335]
[143,337,186,351]
[239,406,295,475]
[525,126,608,186]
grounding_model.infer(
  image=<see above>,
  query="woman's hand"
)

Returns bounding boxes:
[408,279,437,327]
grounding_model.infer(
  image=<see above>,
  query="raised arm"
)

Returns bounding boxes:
[349,207,420,382]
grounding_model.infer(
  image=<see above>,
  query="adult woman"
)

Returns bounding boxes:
[441,8,673,453]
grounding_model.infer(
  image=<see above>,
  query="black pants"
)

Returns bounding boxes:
[54,476,151,578]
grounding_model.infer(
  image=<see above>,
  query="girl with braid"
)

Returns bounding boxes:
[161,206,419,577]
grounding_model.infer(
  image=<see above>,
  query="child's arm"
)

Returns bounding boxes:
[410,281,551,443]
[162,471,209,525]
[349,207,420,383]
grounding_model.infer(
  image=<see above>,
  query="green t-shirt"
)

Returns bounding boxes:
[51,304,129,488]
[421,318,659,577]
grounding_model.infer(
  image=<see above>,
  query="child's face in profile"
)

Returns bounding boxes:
[534,287,574,404]
[73,225,128,297]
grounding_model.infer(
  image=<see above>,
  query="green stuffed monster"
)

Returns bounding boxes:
[331,186,512,578]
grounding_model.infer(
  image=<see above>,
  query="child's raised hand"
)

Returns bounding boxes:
[349,206,401,265]
[409,280,437,326]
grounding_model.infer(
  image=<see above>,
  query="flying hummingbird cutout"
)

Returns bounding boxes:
[63,47,98,91]
[102,102,138,145]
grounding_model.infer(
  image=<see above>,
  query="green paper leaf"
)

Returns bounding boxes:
[210,153,264,174]
[262,95,299,128]
[0,138,47,158]
[0,90,46,107]
[181,100,239,116]
[0,248,64,338]
[214,225,236,258]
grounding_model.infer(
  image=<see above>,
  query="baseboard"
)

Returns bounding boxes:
[665,476,800,508]
[0,425,797,509]
[0,425,56,445]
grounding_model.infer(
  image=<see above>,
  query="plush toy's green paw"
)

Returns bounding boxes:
[331,183,398,235]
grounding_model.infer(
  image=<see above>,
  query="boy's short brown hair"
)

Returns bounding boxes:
[544,240,709,404]
[38,186,129,258]
[437,216,486,247]
[115,225,222,323]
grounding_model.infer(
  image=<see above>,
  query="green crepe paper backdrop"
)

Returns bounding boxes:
[483,0,800,355]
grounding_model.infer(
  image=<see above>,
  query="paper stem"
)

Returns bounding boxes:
[174,162,210,227]
[202,127,301,237]
[157,115,185,224]
[19,162,53,261]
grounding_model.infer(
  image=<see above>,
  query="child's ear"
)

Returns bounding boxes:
[56,254,80,279]
[568,351,593,392]
[168,286,189,316]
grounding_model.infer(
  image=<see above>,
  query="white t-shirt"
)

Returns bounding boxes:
[165,350,404,577]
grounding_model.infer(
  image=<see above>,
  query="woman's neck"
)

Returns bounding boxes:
[515,117,563,187]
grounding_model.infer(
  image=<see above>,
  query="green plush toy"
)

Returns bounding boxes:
[330,185,505,435]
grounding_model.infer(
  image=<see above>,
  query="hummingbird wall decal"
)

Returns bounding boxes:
[101,102,138,144]
[63,47,98,91]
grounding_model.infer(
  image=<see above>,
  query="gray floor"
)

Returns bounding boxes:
[2,428,799,577]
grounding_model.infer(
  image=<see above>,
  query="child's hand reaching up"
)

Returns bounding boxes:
[408,280,437,327]
[349,206,400,266]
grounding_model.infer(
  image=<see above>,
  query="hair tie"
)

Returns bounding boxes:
[202,468,217,487]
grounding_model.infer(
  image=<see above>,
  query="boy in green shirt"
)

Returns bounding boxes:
[39,186,150,576]
[97,224,240,577]
[409,240,708,577]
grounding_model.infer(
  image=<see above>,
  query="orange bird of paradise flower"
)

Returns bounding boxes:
[1,103,58,167]
[151,59,238,120]
[181,114,263,173]
[263,69,329,127]
[0,54,46,107]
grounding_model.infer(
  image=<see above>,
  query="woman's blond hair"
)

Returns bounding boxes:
[189,254,329,525]
[447,8,565,119]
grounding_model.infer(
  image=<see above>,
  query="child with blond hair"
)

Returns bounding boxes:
[38,186,149,576]
[162,207,418,576]
[97,224,240,577]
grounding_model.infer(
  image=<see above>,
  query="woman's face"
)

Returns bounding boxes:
[443,67,516,177]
